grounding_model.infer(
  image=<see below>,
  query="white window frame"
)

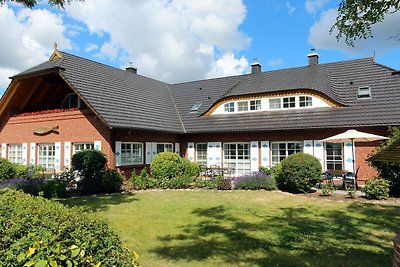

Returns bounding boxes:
[224,102,235,113]
[121,142,143,165]
[223,143,251,176]
[237,101,249,112]
[283,97,296,108]
[250,99,261,111]
[271,141,303,165]
[156,143,173,154]
[8,144,23,164]
[357,86,371,99]
[299,96,313,107]
[325,143,343,170]
[38,143,56,170]
[73,143,95,154]
[269,98,281,109]
[196,143,208,166]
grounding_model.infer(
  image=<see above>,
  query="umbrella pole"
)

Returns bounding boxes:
[351,138,356,188]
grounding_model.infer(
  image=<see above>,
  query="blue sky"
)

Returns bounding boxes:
[0,0,399,96]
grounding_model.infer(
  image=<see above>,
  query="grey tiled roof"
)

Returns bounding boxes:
[11,52,400,134]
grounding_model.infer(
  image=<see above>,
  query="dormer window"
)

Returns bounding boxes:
[250,100,261,110]
[269,98,281,109]
[224,102,234,112]
[61,93,86,109]
[237,101,249,111]
[283,97,295,108]
[358,86,371,99]
[299,96,312,107]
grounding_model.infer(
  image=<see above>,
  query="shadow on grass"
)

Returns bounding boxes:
[151,203,400,266]
[58,192,138,212]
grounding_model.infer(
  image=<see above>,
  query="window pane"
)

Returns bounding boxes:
[299,96,312,107]
[224,102,234,112]
[326,143,343,170]
[196,143,208,166]
[237,101,248,112]
[250,100,261,111]
[283,97,295,108]
[269,99,281,109]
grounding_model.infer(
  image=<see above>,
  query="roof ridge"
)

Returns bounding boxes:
[166,84,186,133]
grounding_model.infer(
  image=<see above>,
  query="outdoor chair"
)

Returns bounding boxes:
[343,167,360,190]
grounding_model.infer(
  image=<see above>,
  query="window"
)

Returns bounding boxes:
[326,143,343,170]
[38,144,55,170]
[61,93,86,109]
[250,100,261,111]
[196,143,208,166]
[223,143,250,176]
[190,102,202,112]
[299,96,312,107]
[358,86,371,99]
[269,98,281,109]
[283,97,296,108]
[121,142,143,165]
[73,143,94,154]
[271,142,303,165]
[237,101,249,112]
[224,102,235,113]
[8,144,23,164]
[156,143,173,154]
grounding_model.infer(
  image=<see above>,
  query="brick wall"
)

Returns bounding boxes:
[0,109,113,168]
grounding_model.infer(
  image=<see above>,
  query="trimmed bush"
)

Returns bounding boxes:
[150,152,185,180]
[233,172,277,190]
[321,183,335,196]
[193,178,218,189]
[14,164,29,179]
[72,150,107,194]
[0,158,16,182]
[42,179,67,198]
[276,153,322,193]
[165,175,194,189]
[183,159,201,177]
[0,190,137,266]
[363,178,390,200]
[100,169,124,193]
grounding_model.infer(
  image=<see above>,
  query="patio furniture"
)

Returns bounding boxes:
[342,167,360,190]
[199,164,235,179]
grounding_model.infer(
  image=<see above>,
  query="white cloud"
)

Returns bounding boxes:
[98,42,118,61]
[308,8,400,54]
[85,43,99,53]
[286,2,296,15]
[206,53,249,79]
[305,0,330,14]
[65,0,250,83]
[0,4,72,92]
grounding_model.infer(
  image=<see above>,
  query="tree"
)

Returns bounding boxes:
[332,0,400,46]
[0,0,83,9]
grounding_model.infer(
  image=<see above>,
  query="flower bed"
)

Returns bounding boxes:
[14,108,78,117]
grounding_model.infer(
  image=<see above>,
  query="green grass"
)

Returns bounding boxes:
[60,190,400,267]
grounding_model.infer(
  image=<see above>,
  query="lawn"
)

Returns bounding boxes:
[61,190,400,267]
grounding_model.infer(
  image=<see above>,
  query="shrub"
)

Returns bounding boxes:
[131,169,156,190]
[183,159,201,177]
[100,169,124,193]
[165,175,194,189]
[217,177,232,190]
[276,153,322,193]
[72,150,107,194]
[14,164,29,179]
[321,183,335,196]
[370,128,400,196]
[193,178,218,189]
[150,152,185,180]
[0,158,16,182]
[0,178,44,196]
[42,179,67,198]
[363,178,390,200]
[259,166,271,175]
[0,190,138,266]
[271,163,282,179]
[233,172,277,190]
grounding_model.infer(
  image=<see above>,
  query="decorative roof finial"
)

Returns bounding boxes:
[49,42,62,61]
[54,42,58,51]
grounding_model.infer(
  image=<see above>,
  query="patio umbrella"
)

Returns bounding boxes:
[321,129,388,186]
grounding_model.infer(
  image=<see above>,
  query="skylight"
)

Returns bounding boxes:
[357,86,371,99]
[190,102,202,112]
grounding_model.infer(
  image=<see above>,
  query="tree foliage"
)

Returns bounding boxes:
[0,0,83,9]
[332,0,400,46]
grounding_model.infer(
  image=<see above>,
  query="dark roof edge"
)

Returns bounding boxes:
[10,67,63,80]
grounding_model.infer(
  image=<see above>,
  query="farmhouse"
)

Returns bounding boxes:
[0,46,399,182]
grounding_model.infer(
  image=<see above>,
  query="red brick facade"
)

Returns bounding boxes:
[0,107,388,182]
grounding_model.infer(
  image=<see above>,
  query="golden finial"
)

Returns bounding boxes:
[49,42,62,61]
